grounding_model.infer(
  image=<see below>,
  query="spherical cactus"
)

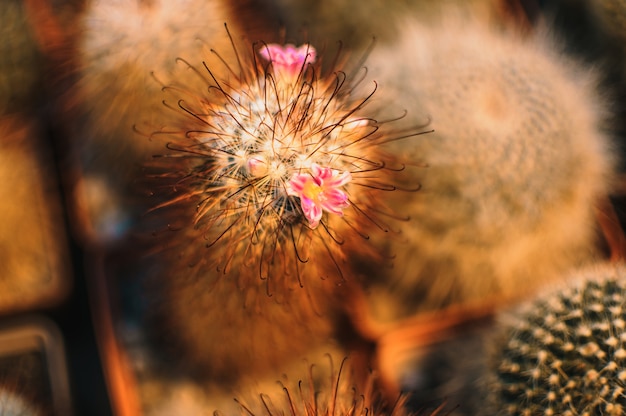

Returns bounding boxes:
[488,264,626,415]
[141,38,422,388]
[70,0,276,242]
[353,13,616,323]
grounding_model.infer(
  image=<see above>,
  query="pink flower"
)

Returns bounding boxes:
[287,164,351,229]
[259,43,316,79]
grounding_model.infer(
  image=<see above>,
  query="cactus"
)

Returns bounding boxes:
[223,357,416,416]
[70,0,277,242]
[488,264,626,415]
[145,40,411,296]
[138,352,419,415]
[353,14,615,323]
[138,36,423,402]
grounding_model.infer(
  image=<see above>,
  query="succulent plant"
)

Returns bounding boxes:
[488,264,626,415]
[351,12,616,324]
[140,34,424,390]
[224,357,417,416]
[71,0,277,242]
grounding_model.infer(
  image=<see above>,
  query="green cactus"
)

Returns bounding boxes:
[488,265,626,415]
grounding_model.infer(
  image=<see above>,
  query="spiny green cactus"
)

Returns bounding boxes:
[488,265,626,416]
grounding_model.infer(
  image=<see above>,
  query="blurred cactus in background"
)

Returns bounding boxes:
[353,11,615,325]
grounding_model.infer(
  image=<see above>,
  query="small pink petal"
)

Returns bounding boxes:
[247,156,266,175]
[302,198,322,228]
[325,171,352,188]
[323,188,349,204]
[321,194,349,215]
[310,163,325,179]
[286,173,308,195]
[258,44,279,62]
[259,43,316,79]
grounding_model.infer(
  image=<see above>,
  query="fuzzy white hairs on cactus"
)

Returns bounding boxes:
[139,30,428,396]
[146,37,425,298]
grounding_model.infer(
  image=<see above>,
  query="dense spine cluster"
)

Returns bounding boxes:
[148,40,419,297]
[489,266,626,415]
[225,358,414,416]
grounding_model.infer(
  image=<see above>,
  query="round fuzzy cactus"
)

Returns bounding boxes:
[489,264,626,416]
[141,35,424,389]
[353,12,616,324]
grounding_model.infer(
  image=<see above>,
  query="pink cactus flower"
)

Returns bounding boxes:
[287,163,351,229]
[259,43,316,79]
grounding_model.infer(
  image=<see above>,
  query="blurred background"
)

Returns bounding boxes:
[1,0,626,415]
